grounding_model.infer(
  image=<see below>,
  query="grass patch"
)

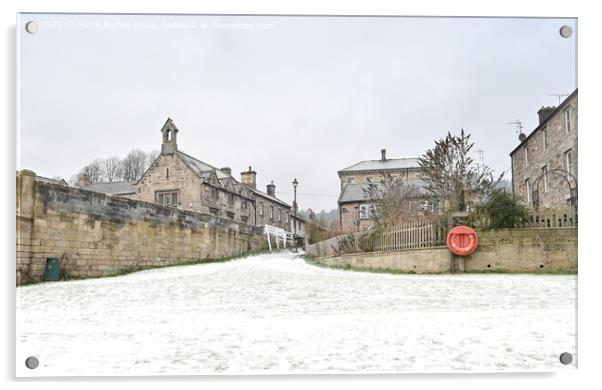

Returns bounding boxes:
[19,249,281,286]
[302,256,577,276]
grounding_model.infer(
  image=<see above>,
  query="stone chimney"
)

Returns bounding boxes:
[78,173,89,187]
[221,167,232,175]
[537,106,556,124]
[381,148,387,161]
[266,181,276,197]
[240,166,257,189]
[160,117,179,155]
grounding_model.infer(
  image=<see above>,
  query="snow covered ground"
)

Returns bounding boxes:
[16,251,576,376]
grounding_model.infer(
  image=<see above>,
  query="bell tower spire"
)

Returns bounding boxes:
[160,117,179,155]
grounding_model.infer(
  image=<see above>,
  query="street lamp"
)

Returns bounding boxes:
[292,178,299,237]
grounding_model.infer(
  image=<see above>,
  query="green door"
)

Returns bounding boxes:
[44,257,61,281]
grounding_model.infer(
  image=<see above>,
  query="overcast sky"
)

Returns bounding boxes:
[17,14,576,211]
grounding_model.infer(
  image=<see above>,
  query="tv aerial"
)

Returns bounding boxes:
[550,93,569,105]
[508,120,526,142]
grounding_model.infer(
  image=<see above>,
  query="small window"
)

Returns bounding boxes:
[525,178,531,203]
[211,187,219,200]
[565,149,575,176]
[524,145,529,166]
[542,127,549,149]
[278,209,282,221]
[166,168,169,179]
[542,165,548,193]
[565,109,573,133]
[359,204,375,219]
[226,211,234,219]
[259,202,264,216]
[155,191,179,206]
[270,205,274,219]
[228,193,234,205]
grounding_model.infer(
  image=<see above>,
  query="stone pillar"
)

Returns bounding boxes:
[16,169,36,285]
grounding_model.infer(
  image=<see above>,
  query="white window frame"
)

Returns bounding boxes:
[542,165,548,193]
[358,203,376,219]
[565,149,574,176]
[542,127,548,149]
[565,109,572,134]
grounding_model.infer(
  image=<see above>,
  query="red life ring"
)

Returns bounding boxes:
[447,226,478,256]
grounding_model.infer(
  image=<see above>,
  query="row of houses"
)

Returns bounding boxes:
[336,89,578,232]
[75,118,306,240]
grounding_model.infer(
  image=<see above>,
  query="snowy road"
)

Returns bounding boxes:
[16,251,576,376]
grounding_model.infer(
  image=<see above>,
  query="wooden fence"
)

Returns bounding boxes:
[372,220,446,252]
[469,207,578,229]
[332,207,577,256]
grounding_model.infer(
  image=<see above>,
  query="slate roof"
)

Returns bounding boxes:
[251,188,291,208]
[339,157,420,174]
[338,179,428,204]
[177,151,230,180]
[35,175,68,186]
[82,181,137,195]
[177,150,291,207]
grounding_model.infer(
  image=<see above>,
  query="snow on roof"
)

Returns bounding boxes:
[83,181,137,195]
[177,151,230,180]
[338,178,428,204]
[339,157,420,173]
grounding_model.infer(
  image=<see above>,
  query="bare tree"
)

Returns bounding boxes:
[122,149,148,181]
[102,156,124,183]
[363,172,425,228]
[79,159,104,183]
[146,150,160,169]
[418,129,501,213]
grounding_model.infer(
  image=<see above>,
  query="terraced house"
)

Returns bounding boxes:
[510,89,578,208]
[79,118,293,231]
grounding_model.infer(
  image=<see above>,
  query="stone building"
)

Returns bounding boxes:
[337,149,425,232]
[81,118,293,231]
[510,89,577,208]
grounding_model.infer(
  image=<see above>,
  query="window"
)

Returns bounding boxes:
[359,203,375,219]
[525,178,531,203]
[542,165,548,193]
[259,202,264,216]
[241,200,247,210]
[270,205,274,219]
[155,191,179,206]
[278,209,282,221]
[166,168,169,179]
[226,211,235,219]
[241,216,248,223]
[565,149,575,176]
[542,127,548,149]
[228,193,234,205]
[346,177,355,184]
[285,213,289,224]
[565,109,573,133]
[210,187,219,200]
[524,145,529,166]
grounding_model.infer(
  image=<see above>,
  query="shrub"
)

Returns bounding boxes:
[477,190,531,229]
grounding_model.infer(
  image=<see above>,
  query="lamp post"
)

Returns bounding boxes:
[292,178,299,238]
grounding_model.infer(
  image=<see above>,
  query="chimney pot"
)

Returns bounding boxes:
[381,149,387,161]
[537,106,557,125]
[266,181,276,197]
[240,167,257,189]
[78,173,89,187]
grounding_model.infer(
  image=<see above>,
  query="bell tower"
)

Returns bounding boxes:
[160,117,179,155]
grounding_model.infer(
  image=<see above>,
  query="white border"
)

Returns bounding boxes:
[3,1,601,389]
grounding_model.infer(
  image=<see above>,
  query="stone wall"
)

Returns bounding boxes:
[306,228,577,273]
[16,170,265,286]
